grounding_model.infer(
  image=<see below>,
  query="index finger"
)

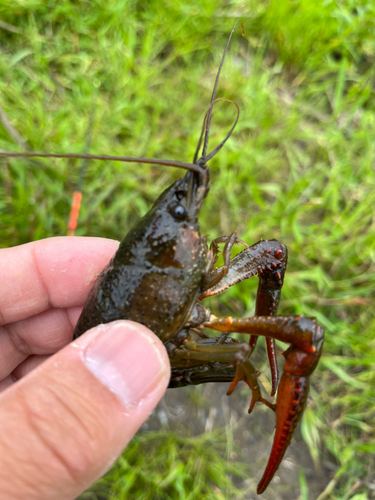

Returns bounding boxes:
[0,237,119,326]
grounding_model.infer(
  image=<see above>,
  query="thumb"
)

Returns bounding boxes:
[0,320,170,500]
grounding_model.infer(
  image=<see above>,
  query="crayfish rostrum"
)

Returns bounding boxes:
[1,21,324,494]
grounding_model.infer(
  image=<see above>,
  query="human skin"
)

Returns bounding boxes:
[0,237,170,500]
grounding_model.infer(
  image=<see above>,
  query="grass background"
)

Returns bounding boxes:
[0,0,374,498]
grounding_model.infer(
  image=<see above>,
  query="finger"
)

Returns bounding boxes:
[0,356,51,394]
[0,321,170,500]
[13,355,51,380]
[0,307,80,380]
[0,375,14,393]
[0,331,26,380]
[0,237,119,326]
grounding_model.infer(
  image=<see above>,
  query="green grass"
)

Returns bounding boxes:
[78,430,247,500]
[1,0,375,498]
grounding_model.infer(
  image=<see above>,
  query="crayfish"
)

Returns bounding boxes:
[1,21,324,494]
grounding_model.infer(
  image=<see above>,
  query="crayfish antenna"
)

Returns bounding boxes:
[201,20,245,159]
[0,152,205,174]
[193,20,244,164]
[193,98,240,165]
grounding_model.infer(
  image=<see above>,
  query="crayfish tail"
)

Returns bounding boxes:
[256,372,309,494]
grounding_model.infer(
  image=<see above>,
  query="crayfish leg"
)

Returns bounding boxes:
[200,239,288,396]
[172,338,273,413]
[202,231,247,291]
[226,359,273,414]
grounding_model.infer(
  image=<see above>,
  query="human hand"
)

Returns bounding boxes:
[0,237,170,500]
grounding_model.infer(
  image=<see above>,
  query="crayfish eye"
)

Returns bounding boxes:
[168,202,187,220]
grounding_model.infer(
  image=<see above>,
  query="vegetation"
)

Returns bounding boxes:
[0,0,374,498]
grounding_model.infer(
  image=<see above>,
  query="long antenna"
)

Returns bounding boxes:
[193,98,240,164]
[201,20,245,159]
[0,151,204,174]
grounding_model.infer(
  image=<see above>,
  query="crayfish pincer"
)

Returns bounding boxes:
[1,21,324,495]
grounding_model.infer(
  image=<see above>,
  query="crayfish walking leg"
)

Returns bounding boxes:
[171,338,275,412]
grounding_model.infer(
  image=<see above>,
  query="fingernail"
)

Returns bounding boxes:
[83,321,168,408]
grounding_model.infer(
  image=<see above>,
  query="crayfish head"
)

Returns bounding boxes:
[114,165,209,278]
[141,168,209,269]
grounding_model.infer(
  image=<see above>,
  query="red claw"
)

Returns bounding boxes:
[202,310,324,493]
[256,325,323,494]
[257,371,309,494]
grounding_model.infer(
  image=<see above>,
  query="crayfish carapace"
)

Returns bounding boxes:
[1,21,324,494]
